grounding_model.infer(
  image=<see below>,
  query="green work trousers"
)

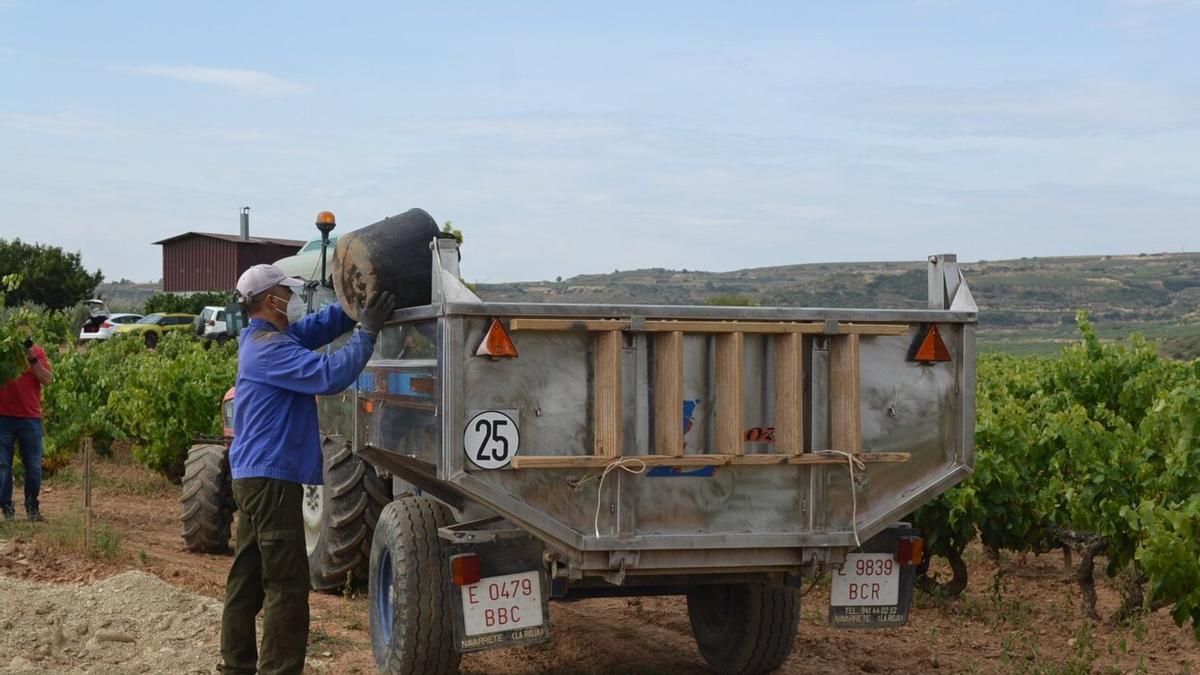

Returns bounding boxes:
[220,478,310,675]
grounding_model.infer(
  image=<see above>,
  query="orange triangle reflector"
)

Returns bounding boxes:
[476,318,519,358]
[914,324,951,363]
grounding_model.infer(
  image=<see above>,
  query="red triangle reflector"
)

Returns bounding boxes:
[476,318,518,358]
[914,324,951,363]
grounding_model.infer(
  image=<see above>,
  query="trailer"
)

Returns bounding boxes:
[320,241,978,674]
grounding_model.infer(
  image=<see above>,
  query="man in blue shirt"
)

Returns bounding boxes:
[219,264,394,675]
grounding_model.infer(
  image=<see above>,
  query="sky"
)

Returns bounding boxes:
[1,1,1198,284]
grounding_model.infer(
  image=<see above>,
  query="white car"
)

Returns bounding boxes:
[274,236,339,283]
[199,306,228,336]
[79,312,144,341]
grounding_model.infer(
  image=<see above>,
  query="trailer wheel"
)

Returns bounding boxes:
[179,443,233,553]
[686,583,800,675]
[307,434,393,591]
[369,497,460,675]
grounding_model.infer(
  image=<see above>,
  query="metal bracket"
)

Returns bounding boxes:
[604,551,640,585]
[438,515,530,544]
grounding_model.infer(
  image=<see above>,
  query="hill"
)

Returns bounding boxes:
[475,252,1200,358]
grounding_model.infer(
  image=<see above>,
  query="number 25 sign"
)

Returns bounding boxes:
[464,411,520,469]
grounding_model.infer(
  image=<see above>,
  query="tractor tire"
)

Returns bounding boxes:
[307,435,393,592]
[686,582,800,675]
[368,497,460,675]
[179,443,234,553]
[144,331,159,349]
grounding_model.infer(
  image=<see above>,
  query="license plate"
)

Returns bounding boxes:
[460,571,544,637]
[831,553,899,606]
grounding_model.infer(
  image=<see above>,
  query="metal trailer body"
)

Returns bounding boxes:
[338,240,978,667]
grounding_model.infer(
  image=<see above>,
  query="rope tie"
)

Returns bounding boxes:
[570,457,648,538]
[815,450,867,548]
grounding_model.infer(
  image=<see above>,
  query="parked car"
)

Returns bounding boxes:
[117,313,196,348]
[274,235,338,282]
[198,306,228,336]
[79,312,144,341]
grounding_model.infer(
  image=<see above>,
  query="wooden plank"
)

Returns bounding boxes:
[509,318,632,332]
[643,320,824,334]
[654,331,685,456]
[511,454,730,469]
[838,323,910,336]
[772,332,804,455]
[508,452,910,469]
[787,452,910,465]
[593,330,623,457]
[715,332,744,455]
[730,453,789,465]
[830,334,861,454]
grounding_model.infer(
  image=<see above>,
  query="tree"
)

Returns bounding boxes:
[441,221,464,244]
[0,238,103,310]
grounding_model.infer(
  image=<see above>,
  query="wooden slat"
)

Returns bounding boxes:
[830,334,861,454]
[509,318,908,336]
[715,332,744,455]
[508,452,910,469]
[593,330,623,457]
[837,323,910,336]
[511,455,728,469]
[654,331,685,456]
[787,452,909,465]
[643,320,824,334]
[731,453,789,465]
[509,318,632,332]
[772,332,804,455]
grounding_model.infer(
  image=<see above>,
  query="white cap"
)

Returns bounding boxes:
[236,264,304,299]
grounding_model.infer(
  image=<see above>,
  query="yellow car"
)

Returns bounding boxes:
[117,313,197,348]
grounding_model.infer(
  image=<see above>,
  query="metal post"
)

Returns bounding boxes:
[84,437,93,553]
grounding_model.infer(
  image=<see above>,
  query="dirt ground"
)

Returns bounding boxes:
[3,453,1200,674]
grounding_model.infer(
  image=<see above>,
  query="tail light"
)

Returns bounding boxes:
[101,321,113,329]
[206,320,215,326]
[451,553,482,586]
[896,536,924,566]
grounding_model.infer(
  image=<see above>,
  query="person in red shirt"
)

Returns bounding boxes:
[0,327,53,522]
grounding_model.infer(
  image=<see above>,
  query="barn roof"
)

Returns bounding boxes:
[153,231,305,247]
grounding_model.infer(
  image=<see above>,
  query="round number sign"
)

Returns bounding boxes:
[464,411,520,469]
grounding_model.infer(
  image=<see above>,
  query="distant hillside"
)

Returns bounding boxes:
[92,282,162,312]
[476,253,1200,358]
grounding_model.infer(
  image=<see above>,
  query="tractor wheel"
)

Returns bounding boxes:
[686,582,800,675]
[369,497,460,675]
[179,443,234,553]
[307,434,393,591]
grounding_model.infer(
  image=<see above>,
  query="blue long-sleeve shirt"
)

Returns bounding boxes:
[229,303,375,485]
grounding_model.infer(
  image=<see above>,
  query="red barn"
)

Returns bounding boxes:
[154,231,304,292]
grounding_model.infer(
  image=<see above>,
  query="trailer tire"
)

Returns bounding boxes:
[686,583,800,675]
[369,497,460,675]
[308,434,393,591]
[179,443,233,553]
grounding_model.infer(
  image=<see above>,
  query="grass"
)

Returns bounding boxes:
[306,626,352,657]
[48,460,174,500]
[0,507,123,560]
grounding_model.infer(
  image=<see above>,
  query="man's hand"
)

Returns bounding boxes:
[358,290,396,336]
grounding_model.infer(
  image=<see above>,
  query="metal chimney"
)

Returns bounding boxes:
[240,207,250,241]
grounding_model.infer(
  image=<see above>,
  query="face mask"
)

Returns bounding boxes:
[269,294,306,324]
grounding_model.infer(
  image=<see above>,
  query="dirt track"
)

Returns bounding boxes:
[3,454,1200,674]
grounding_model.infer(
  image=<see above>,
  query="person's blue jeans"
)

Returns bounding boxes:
[0,416,44,516]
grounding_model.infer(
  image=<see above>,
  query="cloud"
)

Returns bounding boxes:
[128,65,309,97]
[795,80,1200,137]
[0,111,97,135]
